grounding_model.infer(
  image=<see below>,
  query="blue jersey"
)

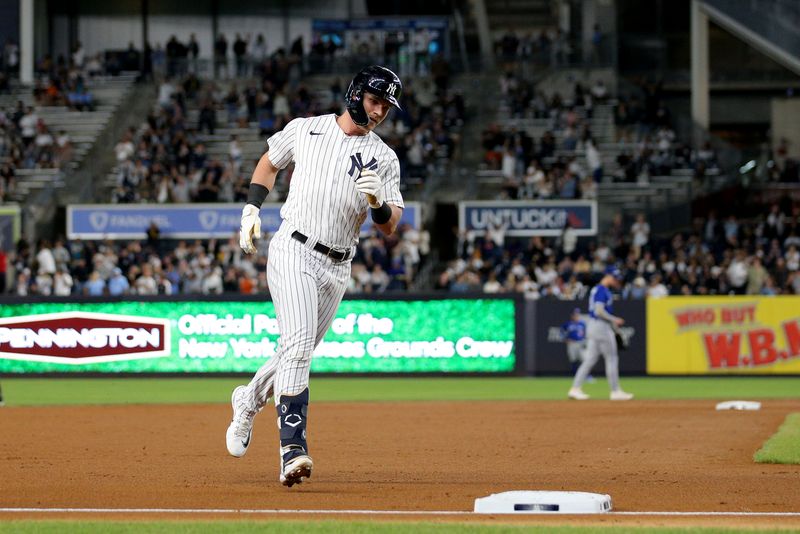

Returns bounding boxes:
[588,284,613,319]
[561,319,586,342]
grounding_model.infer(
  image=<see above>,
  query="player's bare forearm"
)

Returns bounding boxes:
[375,204,403,235]
[251,152,279,191]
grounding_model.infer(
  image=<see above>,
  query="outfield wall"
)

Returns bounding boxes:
[1,294,798,376]
[647,296,800,375]
[0,294,523,376]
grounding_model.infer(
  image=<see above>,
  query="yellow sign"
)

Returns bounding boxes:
[647,296,800,374]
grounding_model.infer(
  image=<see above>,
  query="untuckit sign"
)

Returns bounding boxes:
[458,200,597,236]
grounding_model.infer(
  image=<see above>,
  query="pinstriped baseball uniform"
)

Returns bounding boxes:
[242,113,404,408]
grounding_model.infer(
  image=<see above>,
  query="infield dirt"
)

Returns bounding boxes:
[1,400,799,528]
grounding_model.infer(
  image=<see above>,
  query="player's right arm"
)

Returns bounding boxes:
[240,119,300,254]
[251,152,279,191]
[239,153,279,254]
[592,301,624,327]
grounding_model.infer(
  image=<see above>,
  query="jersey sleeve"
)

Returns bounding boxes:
[381,151,404,208]
[266,117,302,169]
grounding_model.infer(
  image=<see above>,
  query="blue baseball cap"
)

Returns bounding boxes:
[604,265,623,281]
[572,307,581,315]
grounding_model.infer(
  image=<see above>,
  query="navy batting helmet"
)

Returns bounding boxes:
[345,65,402,127]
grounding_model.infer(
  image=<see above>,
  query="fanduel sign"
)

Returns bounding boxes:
[459,201,597,236]
[68,203,421,240]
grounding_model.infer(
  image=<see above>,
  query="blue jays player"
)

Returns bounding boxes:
[568,266,633,401]
[226,66,405,487]
[561,308,586,375]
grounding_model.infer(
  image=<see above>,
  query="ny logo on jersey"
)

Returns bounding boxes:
[347,152,378,178]
[386,83,397,96]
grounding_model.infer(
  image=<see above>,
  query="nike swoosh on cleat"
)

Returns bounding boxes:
[309,131,324,136]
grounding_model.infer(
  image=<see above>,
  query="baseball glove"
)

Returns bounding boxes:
[614,330,629,351]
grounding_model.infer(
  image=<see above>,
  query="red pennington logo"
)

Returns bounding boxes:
[0,312,171,365]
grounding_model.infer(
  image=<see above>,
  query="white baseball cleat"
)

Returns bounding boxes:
[568,387,590,400]
[280,449,313,488]
[610,390,634,401]
[226,386,257,457]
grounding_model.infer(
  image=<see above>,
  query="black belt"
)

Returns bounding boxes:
[291,231,351,262]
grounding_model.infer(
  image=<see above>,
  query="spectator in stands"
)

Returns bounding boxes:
[53,268,73,296]
[590,79,608,102]
[84,271,106,296]
[233,34,249,77]
[108,267,130,296]
[584,137,602,181]
[726,249,749,295]
[19,107,37,147]
[187,34,200,73]
[630,213,650,253]
[134,263,158,295]
[214,33,229,79]
[747,256,768,295]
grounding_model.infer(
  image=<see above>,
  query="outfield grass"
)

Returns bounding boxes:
[754,412,800,464]
[0,376,798,406]
[0,521,793,534]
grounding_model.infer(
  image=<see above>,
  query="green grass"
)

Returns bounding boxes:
[0,377,798,407]
[0,521,792,534]
[754,412,800,464]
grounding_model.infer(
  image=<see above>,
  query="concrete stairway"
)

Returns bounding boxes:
[2,73,137,202]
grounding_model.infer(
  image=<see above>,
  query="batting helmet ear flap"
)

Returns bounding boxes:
[345,77,369,127]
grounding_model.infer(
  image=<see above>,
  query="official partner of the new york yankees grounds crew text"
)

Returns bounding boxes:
[226,65,405,487]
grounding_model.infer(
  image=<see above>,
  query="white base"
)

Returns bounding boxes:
[716,400,761,411]
[474,491,612,514]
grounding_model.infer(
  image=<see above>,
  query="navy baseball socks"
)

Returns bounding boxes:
[277,388,313,487]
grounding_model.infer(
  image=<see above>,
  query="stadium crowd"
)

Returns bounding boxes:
[6,219,429,297]
[0,104,74,201]
[437,205,800,298]
[482,74,720,201]
[110,46,463,204]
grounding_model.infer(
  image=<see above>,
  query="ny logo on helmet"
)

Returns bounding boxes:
[386,83,397,96]
[348,152,378,178]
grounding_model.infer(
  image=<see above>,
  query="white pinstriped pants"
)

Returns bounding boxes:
[244,224,351,407]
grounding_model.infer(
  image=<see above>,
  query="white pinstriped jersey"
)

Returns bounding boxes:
[267,114,404,249]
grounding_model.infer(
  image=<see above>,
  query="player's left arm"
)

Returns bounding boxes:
[374,204,403,236]
[376,154,404,235]
[356,152,405,235]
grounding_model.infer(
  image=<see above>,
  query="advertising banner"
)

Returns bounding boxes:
[531,299,646,375]
[458,200,597,237]
[0,298,516,374]
[67,202,421,240]
[647,296,800,374]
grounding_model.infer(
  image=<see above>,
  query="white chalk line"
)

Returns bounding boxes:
[1,508,800,517]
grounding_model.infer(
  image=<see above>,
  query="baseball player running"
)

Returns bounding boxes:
[568,266,634,401]
[226,66,405,487]
[561,307,587,375]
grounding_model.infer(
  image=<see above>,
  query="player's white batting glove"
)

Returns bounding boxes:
[239,204,261,254]
[355,169,384,208]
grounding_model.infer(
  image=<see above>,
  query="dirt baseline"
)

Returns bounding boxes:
[1,399,799,527]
